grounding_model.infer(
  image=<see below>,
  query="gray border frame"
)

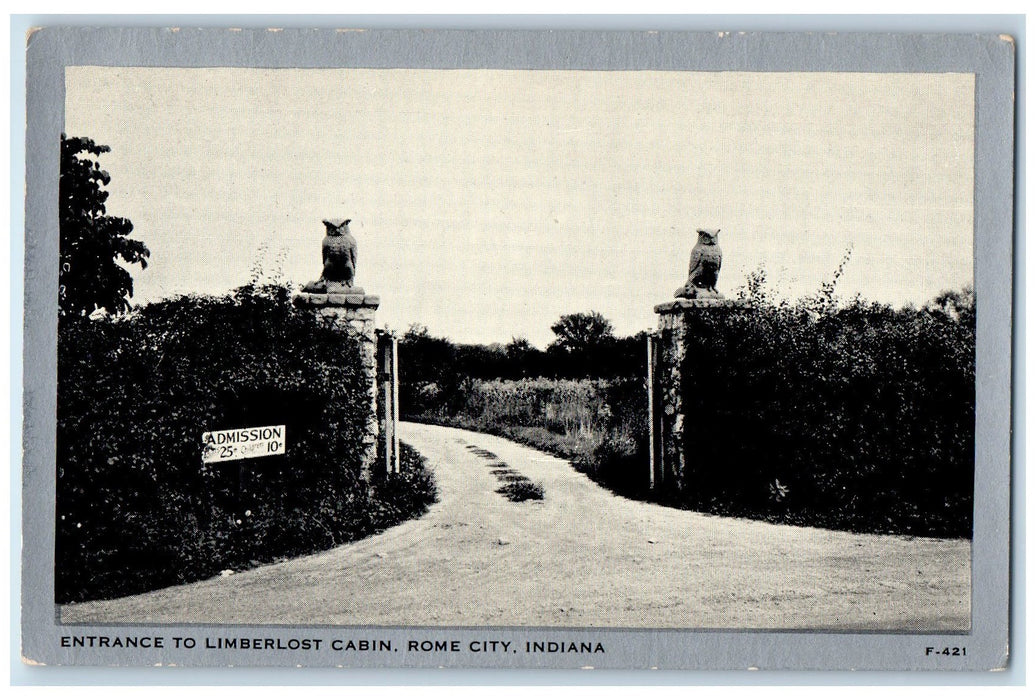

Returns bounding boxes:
[17,23,1016,675]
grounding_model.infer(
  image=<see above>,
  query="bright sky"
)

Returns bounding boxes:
[65,68,974,347]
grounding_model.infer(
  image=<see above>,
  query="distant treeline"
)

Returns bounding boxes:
[399,311,647,417]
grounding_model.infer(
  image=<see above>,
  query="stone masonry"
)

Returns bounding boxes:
[293,291,381,481]
[653,297,735,492]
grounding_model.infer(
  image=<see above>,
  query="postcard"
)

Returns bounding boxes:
[20,26,1015,671]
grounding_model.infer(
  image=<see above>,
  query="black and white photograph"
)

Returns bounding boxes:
[19,26,1015,671]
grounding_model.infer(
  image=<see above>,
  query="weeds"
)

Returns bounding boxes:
[496,480,545,502]
[464,443,545,504]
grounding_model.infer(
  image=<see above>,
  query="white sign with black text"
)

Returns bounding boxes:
[202,425,286,463]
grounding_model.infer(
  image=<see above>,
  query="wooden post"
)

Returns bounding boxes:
[392,334,400,474]
[646,333,656,491]
[381,339,393,476]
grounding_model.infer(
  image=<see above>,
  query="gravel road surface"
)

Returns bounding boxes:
[62,422,970,629]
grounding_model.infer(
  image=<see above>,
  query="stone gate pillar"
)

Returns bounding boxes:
[293,291,382,480]
[653,298,734,492]
[294,218,385,481]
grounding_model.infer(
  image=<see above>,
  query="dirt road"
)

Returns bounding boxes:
[62,422,970,629]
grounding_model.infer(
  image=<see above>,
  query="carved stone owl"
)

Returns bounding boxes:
[320,218,357,287]
[674,228,723,299]
[302,218,360,293]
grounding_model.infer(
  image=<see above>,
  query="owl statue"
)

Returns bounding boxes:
[674,228,723,299]
[302,218,360,293]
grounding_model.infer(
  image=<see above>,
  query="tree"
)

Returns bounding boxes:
[549,311,615,354]
[398,324,462,414]
[926,285,976,325]
[59,134,150,316]
[502,337,545,379]
[547,311,620,378]
[506,337,533,357]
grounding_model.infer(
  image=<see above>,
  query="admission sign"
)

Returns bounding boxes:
[202,425,286,463]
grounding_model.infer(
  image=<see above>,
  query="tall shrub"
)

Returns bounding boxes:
[56,285,377,602]
[678,289,975,536]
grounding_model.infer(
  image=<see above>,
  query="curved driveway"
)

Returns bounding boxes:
[62,422,970,630]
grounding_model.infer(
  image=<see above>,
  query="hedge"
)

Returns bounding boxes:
[56,284,435,603]
[675,291,975,536]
